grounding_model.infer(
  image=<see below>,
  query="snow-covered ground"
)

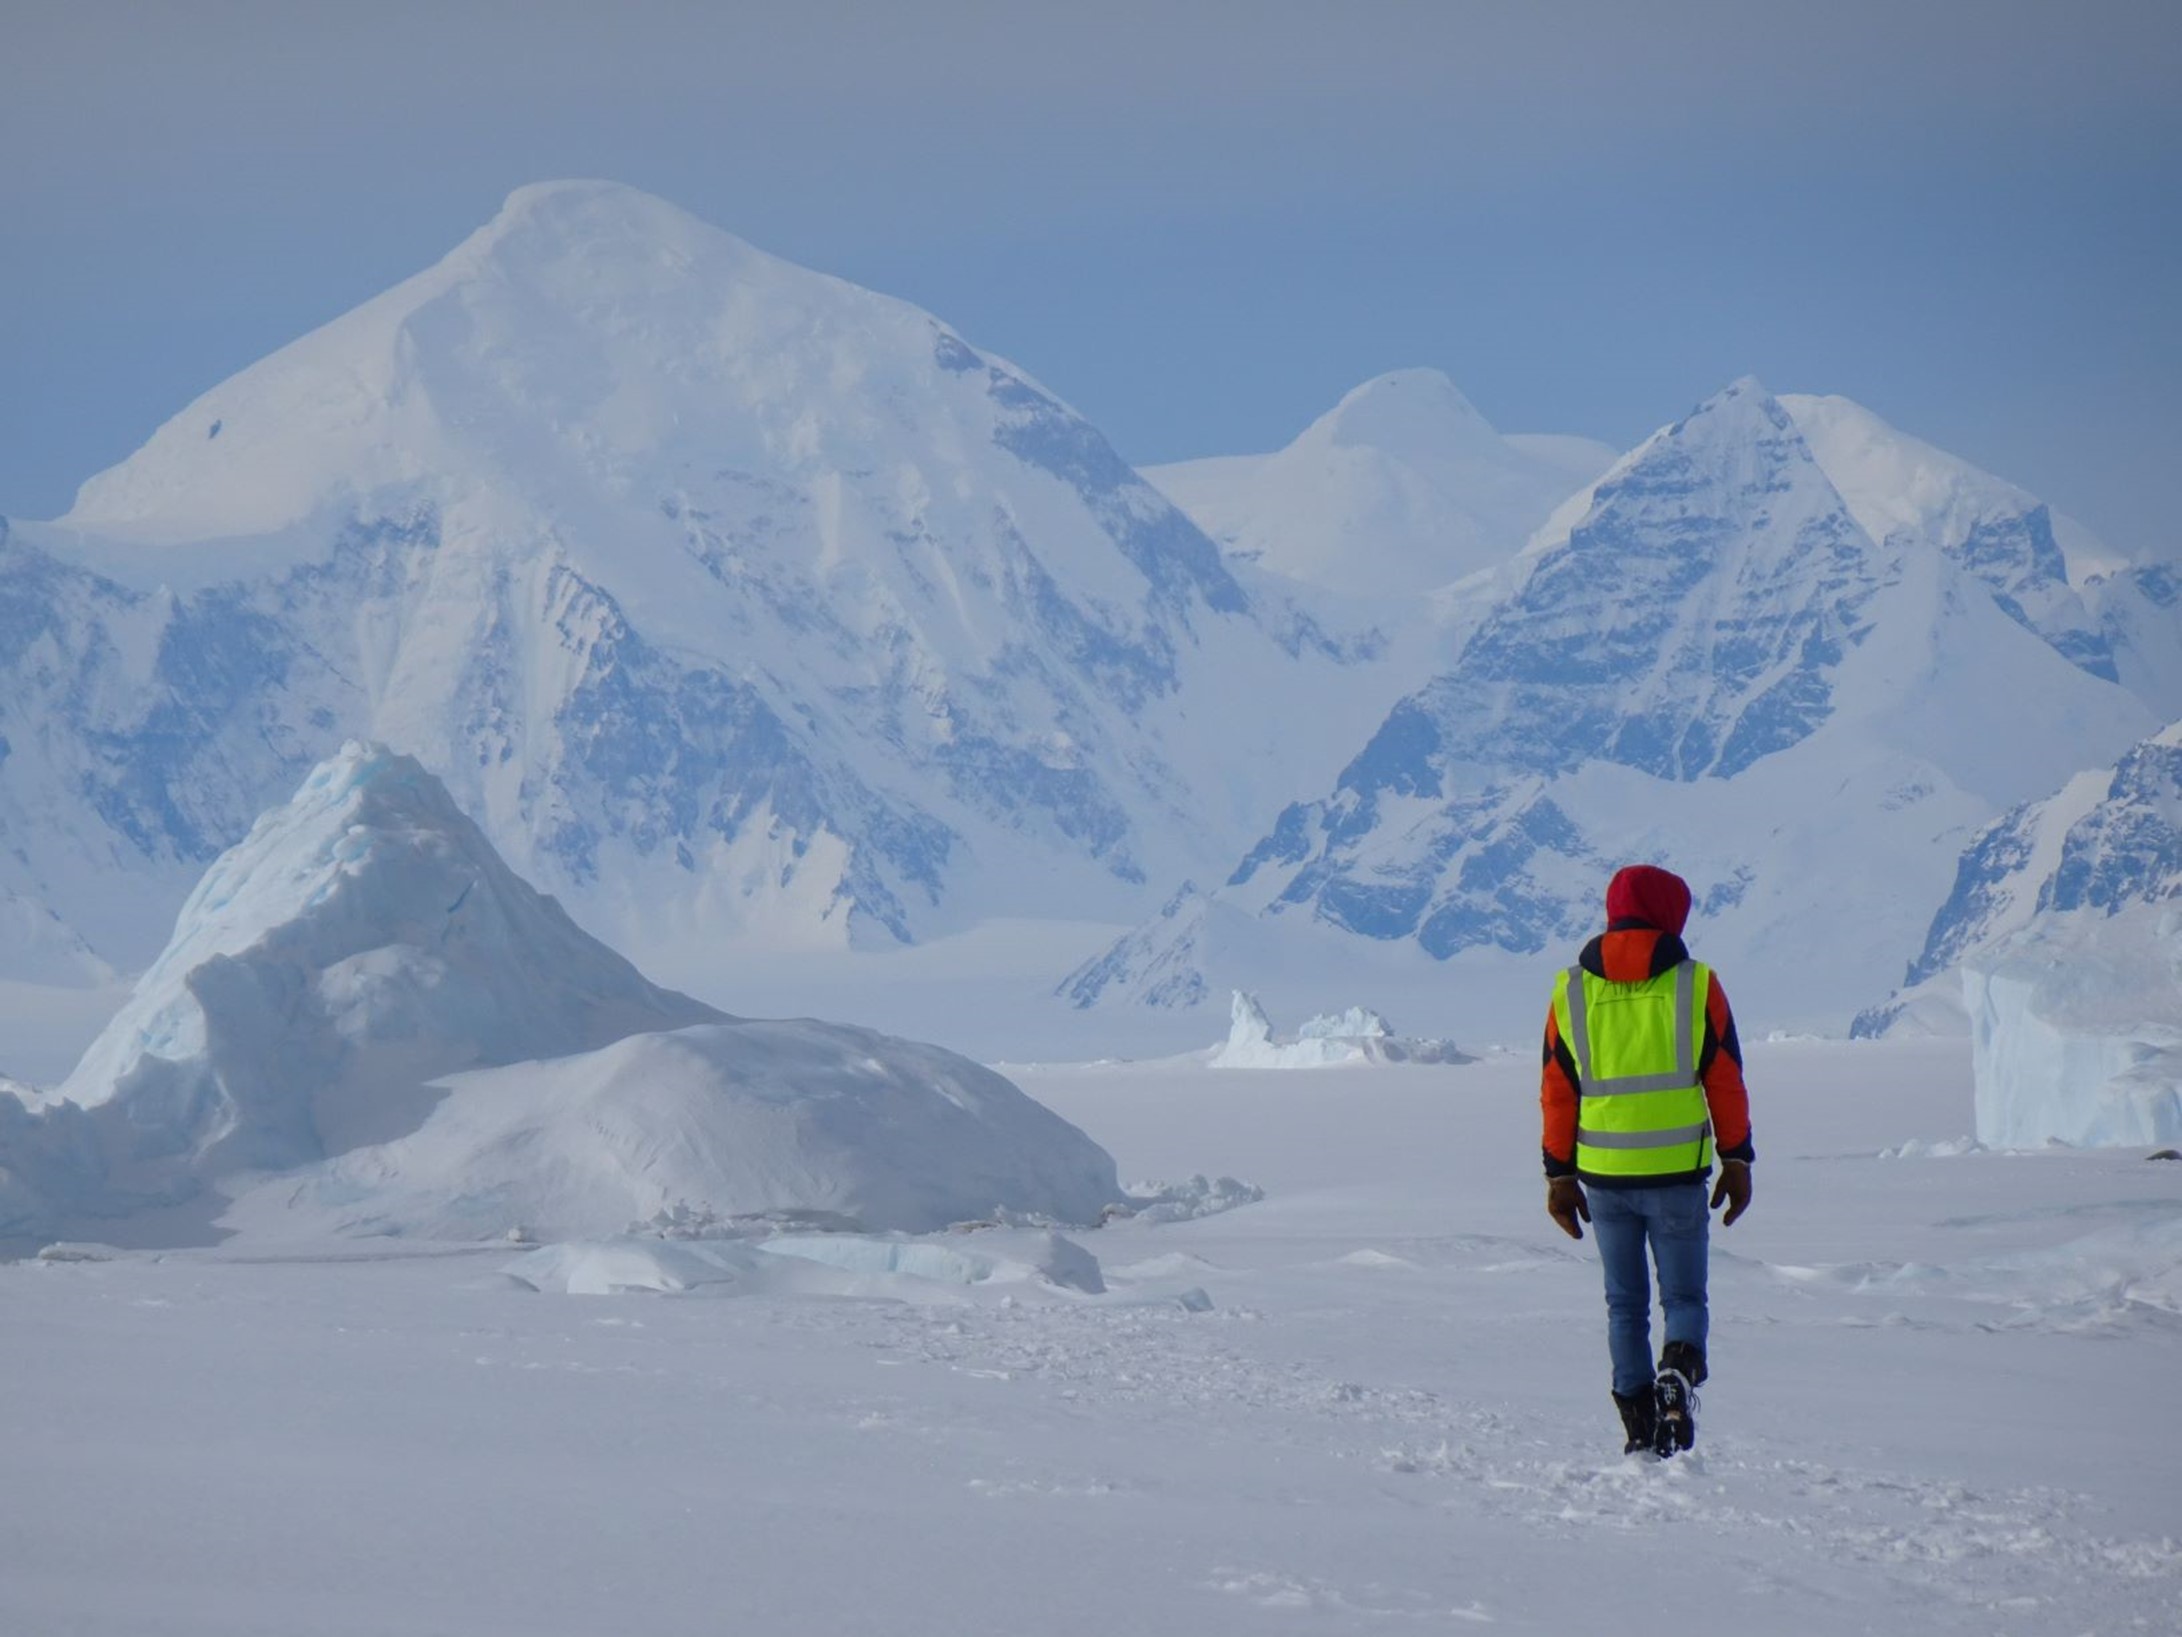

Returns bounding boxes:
[4,1037,2175,1636]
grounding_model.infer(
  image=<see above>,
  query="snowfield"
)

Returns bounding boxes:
[3,1038,2175,1636]
[1,174,2176,1637]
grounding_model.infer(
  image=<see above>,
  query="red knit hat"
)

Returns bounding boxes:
[1606,864,1692,935]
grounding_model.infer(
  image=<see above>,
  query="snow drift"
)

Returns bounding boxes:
[232,1020,1123,1241]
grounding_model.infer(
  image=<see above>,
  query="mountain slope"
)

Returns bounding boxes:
[1861,717,2182,1035]
[1782,393,2129,687]
[2086,562,2182,719]
[7,182,1382,979]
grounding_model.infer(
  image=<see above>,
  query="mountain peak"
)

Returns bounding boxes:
[1676,375,1785,437]
[494,177,684,223]
[453,178,770,282]
[57,179,849,540]
[1305,368,1501,460]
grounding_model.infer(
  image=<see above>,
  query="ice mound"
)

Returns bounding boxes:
[1966,903,2182,1149]
[1120,1174,1267,1222]
[1208,990,1471,1068]
[232,1021,1123,1240]
[48,742,719,1178]
[6,742,1121,1245]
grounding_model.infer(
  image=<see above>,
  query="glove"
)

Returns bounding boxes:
[1546,1176,1590,1241]
[1710,1159,1752,1227]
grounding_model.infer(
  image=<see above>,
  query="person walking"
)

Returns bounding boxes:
[1540,863,1754,1458]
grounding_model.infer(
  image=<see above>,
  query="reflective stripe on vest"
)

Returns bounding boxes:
[1552,959,1714,1178]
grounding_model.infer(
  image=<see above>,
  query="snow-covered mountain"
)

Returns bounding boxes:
[1072,379,2163,1032]
[2,181,1386,984]
[1144,370,1615,596]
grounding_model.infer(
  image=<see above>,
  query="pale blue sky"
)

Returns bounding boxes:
[5,1,2178,558]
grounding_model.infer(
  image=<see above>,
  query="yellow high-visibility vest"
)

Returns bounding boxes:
[1551,959,1714,1180]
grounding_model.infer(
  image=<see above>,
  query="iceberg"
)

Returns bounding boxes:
[1965,904,2182,1149]
[1208,990,1470,1069]
[47,741,719,1174]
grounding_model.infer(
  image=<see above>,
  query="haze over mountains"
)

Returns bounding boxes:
[1,180,2174,1054]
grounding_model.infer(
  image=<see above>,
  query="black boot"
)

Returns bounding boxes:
[1612,1389,1656,1455]
[1659,1339,1708,1386]
[1653,1341,1705,1457]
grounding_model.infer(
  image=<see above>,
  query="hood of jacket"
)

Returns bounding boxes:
[1578,924,1692,984]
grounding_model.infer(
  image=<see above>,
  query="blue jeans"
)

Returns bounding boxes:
[1589,1183,1709,1396]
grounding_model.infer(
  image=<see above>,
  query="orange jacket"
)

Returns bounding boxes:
[1540,925,1754,1185]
